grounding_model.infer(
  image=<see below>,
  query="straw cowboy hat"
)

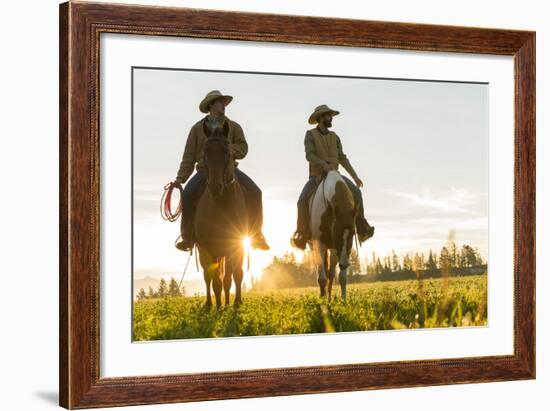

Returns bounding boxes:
[308,104,340,124]
[199,90,233,113]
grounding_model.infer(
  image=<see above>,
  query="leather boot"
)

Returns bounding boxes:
[291,205,311,250]
[356,217,375,243]
[175,220,195,252]
[242,187,270,250]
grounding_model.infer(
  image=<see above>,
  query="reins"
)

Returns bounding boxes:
[162,181,195,292]
[177,245,193,292]
[322,174,329,210]
[174,243,200,293]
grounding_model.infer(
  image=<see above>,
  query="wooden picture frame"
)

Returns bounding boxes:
[59,1,535,408]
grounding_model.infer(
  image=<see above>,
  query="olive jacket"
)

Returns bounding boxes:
[304,127,359,180]
[175,115,248,183]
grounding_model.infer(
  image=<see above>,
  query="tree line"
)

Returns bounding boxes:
[366,242,485,279]
[251,241,486,290]
[136,277,186,301]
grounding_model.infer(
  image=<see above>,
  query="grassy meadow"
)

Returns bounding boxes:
[133,274,487,341]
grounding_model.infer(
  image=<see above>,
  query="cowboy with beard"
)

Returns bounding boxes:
[291,104,375,250]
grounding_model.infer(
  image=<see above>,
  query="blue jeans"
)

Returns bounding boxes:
[298,176,318,207]
[235,168,263,234]
[180,168,263,236]
[342,175,365,216]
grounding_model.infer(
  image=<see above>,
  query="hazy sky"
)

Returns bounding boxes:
[132,67,488,282]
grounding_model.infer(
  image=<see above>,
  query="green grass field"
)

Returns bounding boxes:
[133,274,487,341]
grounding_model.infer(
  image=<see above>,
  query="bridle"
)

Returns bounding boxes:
[203,137,235,194]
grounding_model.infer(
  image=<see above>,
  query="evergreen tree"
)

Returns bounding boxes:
[439,246,452,275]
[457,247,467,268]
[425,249,438,271]
[402,254,413,272]
[413,253,424,272]
[137,288,147,301]
[391,250,401,272]
[348,249,361,276]
[375,257,383,276]
[157,278,168,298]
[474,247,484,265]
[367,252,378,276]
[418,252,426,271]
[461,245,477,268]
[168,277,181,297]
[383,256,391,274]
[448,241,458,268]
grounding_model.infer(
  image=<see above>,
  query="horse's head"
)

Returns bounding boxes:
[202,120,235,199]
[332,180,357,270]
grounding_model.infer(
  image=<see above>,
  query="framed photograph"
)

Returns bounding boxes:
[59,1,535,408]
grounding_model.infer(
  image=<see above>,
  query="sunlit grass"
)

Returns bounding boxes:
[133,274,488,341]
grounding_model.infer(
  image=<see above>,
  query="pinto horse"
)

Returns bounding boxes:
[194,121,248,308]
[308,170,358,300]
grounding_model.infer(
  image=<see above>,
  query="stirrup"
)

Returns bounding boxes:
[175,236,194,252]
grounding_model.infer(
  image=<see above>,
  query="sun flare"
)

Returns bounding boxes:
[242,236,252,252]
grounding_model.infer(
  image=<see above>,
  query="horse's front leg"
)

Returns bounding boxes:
[230,249,244,306]
[320,251,328,297]
[223,257,232,306]
[313,241,328,297]
[211,257,224,309]
[327,250,337,300]
[339,262,348,301]
[198,248,213,307]
[204,271,212,307]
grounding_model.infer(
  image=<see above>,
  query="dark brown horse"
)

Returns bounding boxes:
[194,121,248,308]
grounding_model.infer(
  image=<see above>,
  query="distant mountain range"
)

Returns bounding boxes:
[133,275,205,298]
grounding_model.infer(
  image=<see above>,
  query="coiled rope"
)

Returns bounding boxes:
[160,182,183,222]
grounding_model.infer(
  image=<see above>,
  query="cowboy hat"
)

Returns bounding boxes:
[199,90,233,113]
[308,104,340,125]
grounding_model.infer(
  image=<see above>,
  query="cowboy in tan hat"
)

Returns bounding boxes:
[173,90,270,251]
[291,104,375,249]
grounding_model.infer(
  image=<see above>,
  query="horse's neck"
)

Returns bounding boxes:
[310,175,337,222]
[316,173,339,206]
[223,179,241,201]
[202,179,242,207]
